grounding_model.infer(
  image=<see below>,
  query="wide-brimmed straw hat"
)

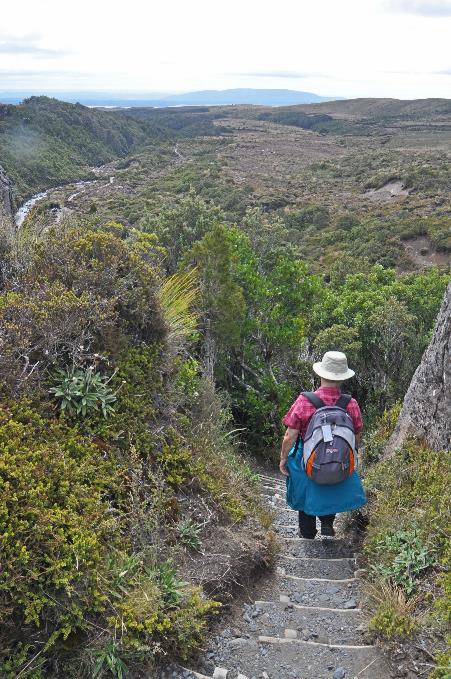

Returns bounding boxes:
[313,351,355,381]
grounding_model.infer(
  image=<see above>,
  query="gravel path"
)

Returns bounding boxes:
[161,473,391,679]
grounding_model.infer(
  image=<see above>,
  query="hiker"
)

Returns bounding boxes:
[279,351,366,539]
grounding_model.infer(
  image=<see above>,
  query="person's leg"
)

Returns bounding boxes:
[319,513,336,536]
[298,510,317,539]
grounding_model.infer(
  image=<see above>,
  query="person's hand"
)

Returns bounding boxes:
[279,457,289,477]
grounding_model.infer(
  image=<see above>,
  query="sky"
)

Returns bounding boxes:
[1,0,451,99]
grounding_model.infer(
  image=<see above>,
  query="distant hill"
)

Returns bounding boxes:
[0,89,342,108]
[146,89,342,107]
[290,97,451,120]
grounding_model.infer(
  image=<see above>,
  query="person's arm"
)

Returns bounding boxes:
[279,427,299,477]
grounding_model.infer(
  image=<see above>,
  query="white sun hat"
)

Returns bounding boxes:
[313,351,355,381]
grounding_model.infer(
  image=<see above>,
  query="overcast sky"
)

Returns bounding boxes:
[1,0,451,99]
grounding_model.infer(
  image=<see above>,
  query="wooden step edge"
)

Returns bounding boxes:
[258,635,374,650]
[280,573,357,583]
[280,554,355,563]
[255,598,363,613]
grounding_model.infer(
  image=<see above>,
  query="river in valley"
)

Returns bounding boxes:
[14,178,102,227]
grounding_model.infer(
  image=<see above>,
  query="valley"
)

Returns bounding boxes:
[0,96,449,679]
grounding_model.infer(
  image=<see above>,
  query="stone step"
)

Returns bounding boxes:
[277,574,360,610]
[194,636,390,679]
[274,523,299,537]
[160,667,213,679]
[278,555,355,580]
[274,513,298,527]
[283,537,356,560]
[261,485,285,497]
[244,600,367,645]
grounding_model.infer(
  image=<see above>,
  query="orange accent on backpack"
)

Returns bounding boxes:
[349,448,355,475]
[306,450,315,477]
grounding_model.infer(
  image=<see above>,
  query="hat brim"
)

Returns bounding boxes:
[313,362,355,381]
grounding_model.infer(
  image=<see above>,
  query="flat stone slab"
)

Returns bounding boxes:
[279,555,355,580]
[247,600,367,645]
[196,636,390,679]
[284,537,355,560]
[278,575,360,610]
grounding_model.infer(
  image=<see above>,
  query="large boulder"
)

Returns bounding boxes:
[385,282,451,455]
[0,165,13,221]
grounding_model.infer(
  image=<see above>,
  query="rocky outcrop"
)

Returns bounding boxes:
[385,282,451,454]
[0,165,13,221]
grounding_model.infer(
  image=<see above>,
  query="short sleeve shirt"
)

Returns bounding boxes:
[283,386,363,439]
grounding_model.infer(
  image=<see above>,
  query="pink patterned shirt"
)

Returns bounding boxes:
[283,386,363,439]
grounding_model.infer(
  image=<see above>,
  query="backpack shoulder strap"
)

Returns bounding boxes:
[301,391,325,410]
[335,393,352,410]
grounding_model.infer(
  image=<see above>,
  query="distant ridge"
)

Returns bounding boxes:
[0,88,343,108]
[147,88,343,107]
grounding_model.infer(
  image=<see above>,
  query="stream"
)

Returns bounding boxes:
[15,191,48,227]
[14,177,103,227]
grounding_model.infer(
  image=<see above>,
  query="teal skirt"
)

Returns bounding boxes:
[286,440,367,516]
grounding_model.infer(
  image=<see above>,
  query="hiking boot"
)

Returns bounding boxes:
[299,529,317,539]
[321,523,335,537]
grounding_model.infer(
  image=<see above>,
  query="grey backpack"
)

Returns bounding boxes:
[301,392,357,485]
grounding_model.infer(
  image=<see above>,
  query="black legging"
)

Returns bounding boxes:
[298,511,335,539]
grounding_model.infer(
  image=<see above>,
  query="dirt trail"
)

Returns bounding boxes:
[162,473,391,679]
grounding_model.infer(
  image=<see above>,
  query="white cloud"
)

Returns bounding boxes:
[236,71,329,79]
[0,33,67,57]
[0,0,450,98]
[386,0,451,16]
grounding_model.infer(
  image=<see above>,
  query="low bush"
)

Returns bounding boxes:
[0,401,121,670]
[49,366,118,418]
[363,438,450,669]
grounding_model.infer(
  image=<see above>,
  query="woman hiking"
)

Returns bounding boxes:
[279,351,366,539]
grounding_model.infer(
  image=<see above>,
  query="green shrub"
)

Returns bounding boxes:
[369,603,417,639]
[364,442,450,560]
[0,283,116,393]
[362,402,402,465]
[0,401,121,664]
[429,649,451,678]
[363,441,450,671]
[370,529,435,594]
[49,366,118,418]
[178,519,202,550]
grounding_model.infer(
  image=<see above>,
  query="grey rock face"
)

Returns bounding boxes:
[386,283,451,454]
[0,165,13,220]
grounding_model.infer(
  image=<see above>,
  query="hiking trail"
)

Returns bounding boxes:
[162,471,391,679]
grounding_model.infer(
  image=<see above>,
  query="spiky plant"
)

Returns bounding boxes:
[158,268,199,345]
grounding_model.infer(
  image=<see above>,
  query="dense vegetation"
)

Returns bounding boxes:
[362,413,450,678]
[0,98,227,205]
[0,218,269,678]
[0,96,450,677]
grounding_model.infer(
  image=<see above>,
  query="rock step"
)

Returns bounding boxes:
[195,636,390,679]
[284,537,355,559]
[243,600,367,645]
[278,555,356,580]
[274,513,298,527]
[261,486,285,497]
[278,575,360,610]
[274,523,299,537]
